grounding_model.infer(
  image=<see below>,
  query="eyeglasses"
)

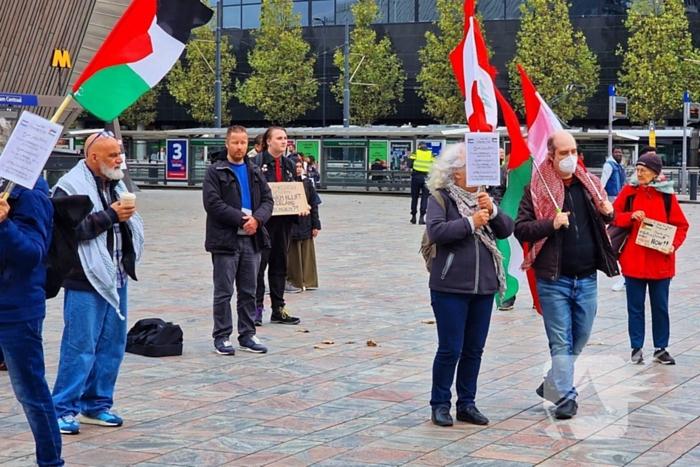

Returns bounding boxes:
[84,130,115,155]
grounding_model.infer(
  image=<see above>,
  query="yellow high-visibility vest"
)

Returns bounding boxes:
[411,149,434,173]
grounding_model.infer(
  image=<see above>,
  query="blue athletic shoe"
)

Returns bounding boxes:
[80,411,123,427]
[239,335,268,354]
[58,415,80,434]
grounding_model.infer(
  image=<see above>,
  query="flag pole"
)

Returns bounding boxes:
[1,94,74,200]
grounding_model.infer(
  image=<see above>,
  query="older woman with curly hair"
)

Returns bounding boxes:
[425,142,514,427]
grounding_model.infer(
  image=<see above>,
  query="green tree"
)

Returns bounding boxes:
[331,0,406,125]
[119,85,161,129]
[416,0,467,124]
[508,0,600,122]
[166,22,236,126]
[617,0,700,124]
[235,0,318,125]
[416,0,487,124]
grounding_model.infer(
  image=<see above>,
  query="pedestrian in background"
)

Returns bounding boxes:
[288,158,321,291]
[409,142,434,225]
[425,143,514,427]
[612,152,689,365]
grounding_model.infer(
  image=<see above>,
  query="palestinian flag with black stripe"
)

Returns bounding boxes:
[72,0,213,121]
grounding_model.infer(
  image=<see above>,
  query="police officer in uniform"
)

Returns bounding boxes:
[409,142,435,225]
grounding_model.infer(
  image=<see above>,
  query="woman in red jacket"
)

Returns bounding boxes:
[612,152,689,365]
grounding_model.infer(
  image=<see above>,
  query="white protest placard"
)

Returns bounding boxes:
[0,111,63,189]
[270,182,310,216]
[465,132,500,187]
[635,218,677,254]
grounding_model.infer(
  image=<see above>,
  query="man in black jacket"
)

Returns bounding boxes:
[203,126,274,355]
[515,130,616,420]
[251,126,308,325]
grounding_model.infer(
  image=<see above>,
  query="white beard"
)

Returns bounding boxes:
[100,161,124,180]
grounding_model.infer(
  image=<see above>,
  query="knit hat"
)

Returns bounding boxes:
[636,153,662,175]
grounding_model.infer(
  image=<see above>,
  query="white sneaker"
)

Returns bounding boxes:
[612,278,625,292]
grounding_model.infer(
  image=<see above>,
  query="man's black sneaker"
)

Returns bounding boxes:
[410,214,416,224]
[631,348,644,364]
[536,380,559,404]
[554,398,578,420]
[653,348,676,365]
[271,307,300,325]
[419,214,426,225]
[431,407,453,427]
[214,340,236,355]
[456,406,489,425]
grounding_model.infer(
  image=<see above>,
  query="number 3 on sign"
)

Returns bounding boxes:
[172,143,183,160]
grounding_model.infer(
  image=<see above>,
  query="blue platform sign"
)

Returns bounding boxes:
[166,139,188,180]
[0,93,39,106]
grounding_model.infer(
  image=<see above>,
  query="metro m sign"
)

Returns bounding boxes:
[51,50,72,68]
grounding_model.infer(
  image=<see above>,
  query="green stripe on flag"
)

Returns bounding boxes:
[73,64,150,121]
[496,158,533,305]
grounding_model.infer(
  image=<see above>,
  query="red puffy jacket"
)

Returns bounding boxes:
[612,184,689,280]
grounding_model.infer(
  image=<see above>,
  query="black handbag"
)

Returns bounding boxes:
[126,318,183,357]
[607,195,635,259]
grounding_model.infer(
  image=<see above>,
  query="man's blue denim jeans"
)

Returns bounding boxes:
[430,290,494,411]
[625,276,671,349]
[537,274,597,401]
[0,318,64,466]
[53,286,128,418]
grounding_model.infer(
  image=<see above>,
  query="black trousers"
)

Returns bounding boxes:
[411,173,429,216]
[256,216,293,312]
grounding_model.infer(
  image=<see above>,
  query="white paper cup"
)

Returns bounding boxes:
[120,192,136,206]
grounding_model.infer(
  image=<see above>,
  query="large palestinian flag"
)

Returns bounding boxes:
[72,0,213,121]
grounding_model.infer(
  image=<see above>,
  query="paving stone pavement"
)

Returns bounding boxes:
[2,190,700,467]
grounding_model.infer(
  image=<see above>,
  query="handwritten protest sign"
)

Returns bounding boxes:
[0,111,63,189]
[465,132,500,186]
[635,218,677,254]
[270,182,309,216]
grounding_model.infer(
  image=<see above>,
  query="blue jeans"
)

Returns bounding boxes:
[430,290,494,410]
[53,286,128,418]
[625,276,671,349]
[537,275,597,401]
[0,319,63,466]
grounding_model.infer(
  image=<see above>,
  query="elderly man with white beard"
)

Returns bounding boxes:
[51,131,145,435]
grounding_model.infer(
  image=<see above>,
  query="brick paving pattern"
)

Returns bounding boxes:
[1,190,700,466]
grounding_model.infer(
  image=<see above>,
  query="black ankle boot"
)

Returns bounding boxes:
[410,214,416,224]
[419,214,426,225]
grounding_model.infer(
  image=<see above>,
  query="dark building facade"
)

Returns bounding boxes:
[147,0,700,128]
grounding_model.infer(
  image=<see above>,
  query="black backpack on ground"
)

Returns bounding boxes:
[126,318,183,357]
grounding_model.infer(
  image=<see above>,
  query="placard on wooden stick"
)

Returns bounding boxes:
[270,182,309,216]
[635,218,677,254]
[0,111,63,189]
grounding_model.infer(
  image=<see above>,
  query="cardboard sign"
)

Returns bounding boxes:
[465,132,500,186]
[0,111,63,189]
[270,182,309,216]
[635,218,677,254]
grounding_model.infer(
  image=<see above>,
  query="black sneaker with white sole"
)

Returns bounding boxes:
[631,348,644,364]
[271,306,300,325]
[214,340,236,355]
[239,336,268,353]
[653,348,676,365]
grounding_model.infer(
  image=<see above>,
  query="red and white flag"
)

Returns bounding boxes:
[517,64,562,165]
[450,1,497,131]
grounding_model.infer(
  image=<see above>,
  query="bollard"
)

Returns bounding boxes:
[690,173,698,201]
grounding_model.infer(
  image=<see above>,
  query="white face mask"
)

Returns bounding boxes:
[558,155,578,175]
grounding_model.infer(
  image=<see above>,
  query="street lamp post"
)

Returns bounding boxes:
[313,17,327,127]
[214,0,223,128]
